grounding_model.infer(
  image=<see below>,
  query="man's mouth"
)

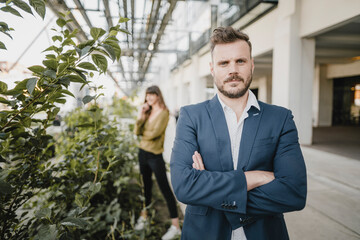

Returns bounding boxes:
[225,76,244,83]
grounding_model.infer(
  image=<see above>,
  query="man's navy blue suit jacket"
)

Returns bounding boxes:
[170,95,307,240]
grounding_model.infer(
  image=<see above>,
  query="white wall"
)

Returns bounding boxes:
[160,0,360,144]
[300,0,360,37]
[327,60,360,79]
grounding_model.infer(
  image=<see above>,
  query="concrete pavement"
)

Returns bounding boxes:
[286,146,360,240]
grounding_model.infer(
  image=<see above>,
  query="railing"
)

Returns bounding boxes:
[171,0,278,70]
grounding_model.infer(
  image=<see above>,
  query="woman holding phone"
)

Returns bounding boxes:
[134,85,181,240]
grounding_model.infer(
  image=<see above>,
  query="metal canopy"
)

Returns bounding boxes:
[46,0,179,94]
[45,0,279,94]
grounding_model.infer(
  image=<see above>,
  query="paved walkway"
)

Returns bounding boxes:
[286,146,360,240]
[164,117,360,239]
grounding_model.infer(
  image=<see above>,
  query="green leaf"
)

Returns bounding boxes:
[82,95,94,104]
[0,97,10,104]
[0,41,6,50]
[90,27,106,40]
[0,81,8,93]
[43,70,56,79]
[56,18,66,28]
[51,35,62,42]
[57,62,68,74]
[89,182,101,195]
[91,54,107,73]
[26,77,37,95]
[104,40,121,61]
[22,116,31,127]
[80,45,91,57]
[66,74,86,83]
[101,44,116,62]
[29,0,46,19]
[108,30,118,37]
[54,98,66,104]
[45,54,56,59]
[12,0,33,15]
[0,180,13,194]
[1,6,22,17]
[62,38,75,46]
[28,65,45,74]
[60,217,88,229]
[77,40,95,49]
[3,88,22,96]
[77,62,97,71]
[14,78,29,91]
[60,89,75,98]
[43,59,57,70]
[74,193,84,207]
[0,21,10,31]
[58,76,70,87]
[119,28,131,35]
[42,45,58,53]
[35,208,51,219]
[118,17,130,23]
[34,224,57,240]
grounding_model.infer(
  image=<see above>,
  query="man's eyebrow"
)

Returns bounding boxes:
[217,60,229,64]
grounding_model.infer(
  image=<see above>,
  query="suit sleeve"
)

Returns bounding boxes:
[246,110,307,215]
[170,107,248,214]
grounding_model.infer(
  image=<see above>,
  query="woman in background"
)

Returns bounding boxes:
[134,85,181,240]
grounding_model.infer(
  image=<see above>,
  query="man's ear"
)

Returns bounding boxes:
[251,58,255,74]
[209,61,214,77]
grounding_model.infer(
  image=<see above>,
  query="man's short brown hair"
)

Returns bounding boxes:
[210,26,252,57]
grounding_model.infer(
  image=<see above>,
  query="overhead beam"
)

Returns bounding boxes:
[72,0,93,28]
[46,0,88,42]
[103,0,113,28]
[140,0,178,80]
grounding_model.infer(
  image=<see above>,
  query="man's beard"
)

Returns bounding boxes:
[215,73,253,99]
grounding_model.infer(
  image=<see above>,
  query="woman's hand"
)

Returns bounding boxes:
[138,103,150,120]
[142,103,150,113]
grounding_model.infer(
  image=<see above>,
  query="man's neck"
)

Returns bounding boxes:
[218,91,249,121]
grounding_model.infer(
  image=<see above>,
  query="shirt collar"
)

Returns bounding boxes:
[217,89,260,112]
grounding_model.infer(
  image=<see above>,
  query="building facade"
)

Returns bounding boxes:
[155,0,360,145]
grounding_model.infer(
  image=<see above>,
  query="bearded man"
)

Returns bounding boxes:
[170,26,307,240]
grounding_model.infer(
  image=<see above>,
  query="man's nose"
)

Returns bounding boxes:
[229,62,239,74]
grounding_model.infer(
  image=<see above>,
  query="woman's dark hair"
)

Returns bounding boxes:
[143,85,168,118]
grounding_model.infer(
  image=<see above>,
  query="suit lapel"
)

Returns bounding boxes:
[237,104,263,171]
[206,96,234,171]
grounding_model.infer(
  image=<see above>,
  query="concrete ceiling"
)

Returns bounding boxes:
[253,15,360,78]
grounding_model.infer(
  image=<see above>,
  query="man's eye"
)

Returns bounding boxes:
[237,59,244,63]
[219,62,227,66]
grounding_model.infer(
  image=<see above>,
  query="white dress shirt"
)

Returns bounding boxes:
[217,90,260,240]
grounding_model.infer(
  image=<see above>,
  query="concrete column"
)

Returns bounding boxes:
[313,64,320,127]
[272,0,315,145]
[318,65,333,126]
[266,73,272,104]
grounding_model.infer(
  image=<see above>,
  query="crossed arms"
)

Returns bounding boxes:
[170,106,307,216]
[192,151,275,191]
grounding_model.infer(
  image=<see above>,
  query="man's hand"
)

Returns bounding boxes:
[245,171,274,191]
[192,151,205,170]
[192,151,274,191]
